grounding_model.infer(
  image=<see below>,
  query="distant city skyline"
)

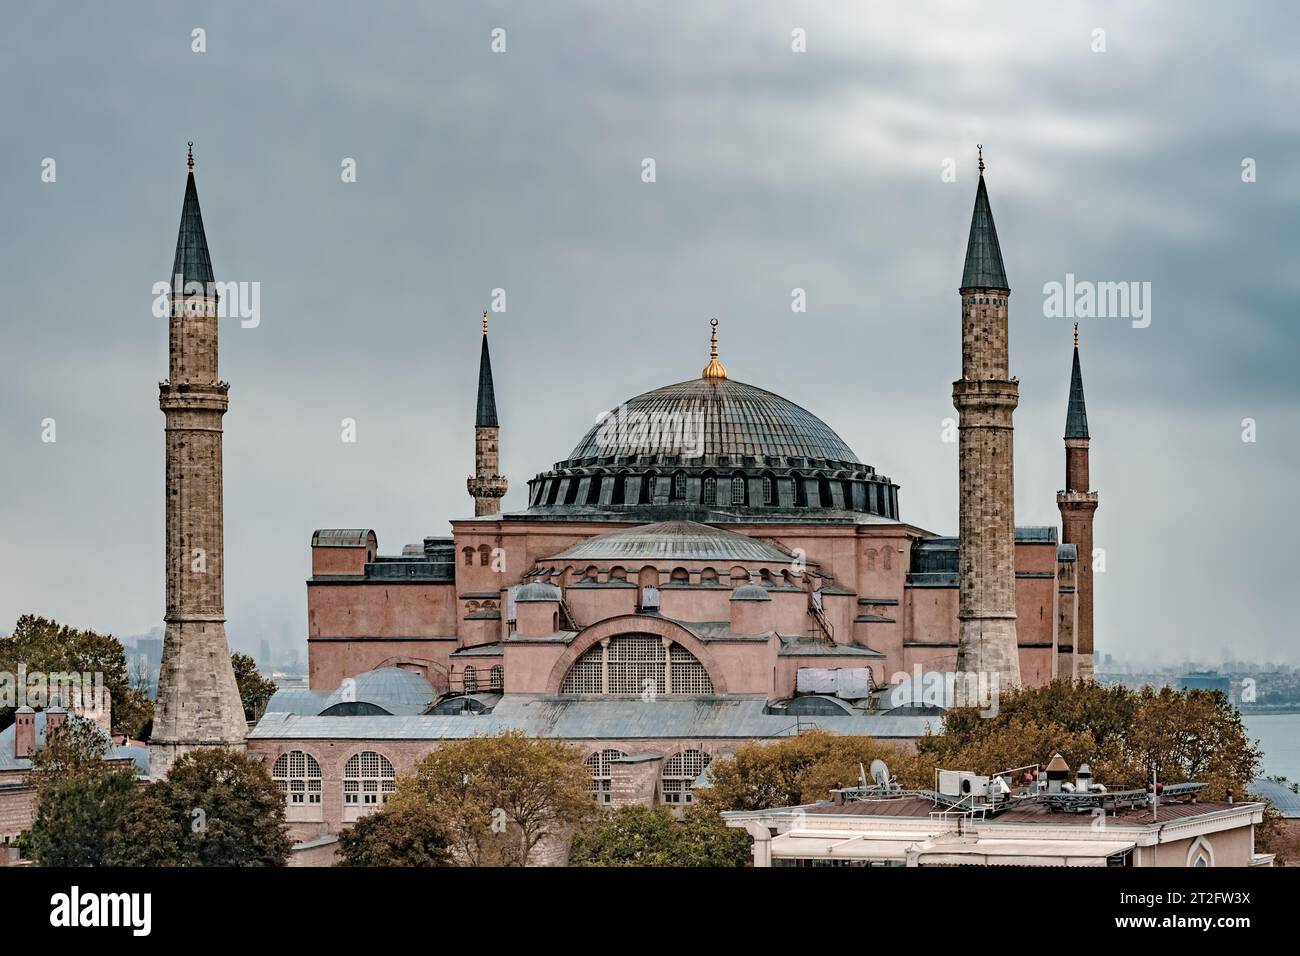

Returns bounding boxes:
[2,3,1296,662]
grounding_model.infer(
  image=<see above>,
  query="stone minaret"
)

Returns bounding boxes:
[151,145,247,778]
[953,147,1021,690]
[1057,325,1098,681]
[467,311,507,516]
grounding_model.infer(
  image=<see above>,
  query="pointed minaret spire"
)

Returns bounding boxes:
[1058,327,1099,682]
[1065,324,1090,439]
[961,146,1008,292]
[153,146,246,777]
[172,143,214,290]
[953,147,1021,691]
[476,311,499,428]
[468,311,507,516]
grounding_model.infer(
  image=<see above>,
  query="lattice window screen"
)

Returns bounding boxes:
[584,748,627,804]
[662,749,711,804]
[670,644,715,694]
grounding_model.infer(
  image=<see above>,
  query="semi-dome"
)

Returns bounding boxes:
[516,582,563,602]
[547,520,797,564]
[524,327,900,521]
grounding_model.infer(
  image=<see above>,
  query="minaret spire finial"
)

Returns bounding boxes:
[977,143,984,176]
[483,310,489,336]
[187,141,194,172]
[702,317,728,380]
[1074,322,1079,348]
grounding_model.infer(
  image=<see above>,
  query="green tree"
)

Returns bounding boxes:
[570,804,752,867]
[105,748,291,866]
[397,730,595,865]
[28,715,137,866]
[231,652,277,721]
[335,803,452,867]
[917,681,1261,800]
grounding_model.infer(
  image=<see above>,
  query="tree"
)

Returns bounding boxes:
[571,804,751,867]
[335,802,452,866]
[105,748,291,866]
[27,716,137,866]
[698,730,929,813]
[231,652,277,721]
[918,681,1262,800]
[397,731,595,865]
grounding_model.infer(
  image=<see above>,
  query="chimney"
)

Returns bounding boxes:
[1045,752,1070,794]
[14,706,36,759]
[1075,762,1093,793]
[45,705,68,739]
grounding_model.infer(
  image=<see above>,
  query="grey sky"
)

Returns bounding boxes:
[1,1,1296,664]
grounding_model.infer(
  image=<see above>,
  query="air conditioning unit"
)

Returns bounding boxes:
[938,770,990,798]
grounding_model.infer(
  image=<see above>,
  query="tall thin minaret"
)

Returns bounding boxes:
[1057,325,1099,681]
[467,311,507,516]
[953,146,1021,690]
[151,144,246,778]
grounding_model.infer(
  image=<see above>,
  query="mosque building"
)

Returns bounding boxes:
[149,147,1101,839]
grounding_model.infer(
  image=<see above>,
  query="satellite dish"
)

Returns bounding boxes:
[870,759,891,789]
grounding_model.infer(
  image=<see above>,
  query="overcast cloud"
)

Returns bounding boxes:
[1,1,1297,665]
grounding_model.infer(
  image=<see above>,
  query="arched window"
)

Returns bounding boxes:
[561,634,714,695]
[489,664,504,690]
[817,474,833,508]
[586,473,603,505]
[761,475,774,505]
[791,472,807,507]
[673,471,687,499]
[272,750,322,821]
[611,472,628,505]
[662,749,711,805]
[731,475,746,505]
[463,665,478,693]
[343,751,395,821]
[564,478,581,505]
[478,544,491,567]
[640,472,657,505]
[585,748,628,805]
[462,547,474,567]
[703,476,717,506]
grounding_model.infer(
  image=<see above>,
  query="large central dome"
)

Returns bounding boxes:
[565,377,858,465]
[521,327,900,522]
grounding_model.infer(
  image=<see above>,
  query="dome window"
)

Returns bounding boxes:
[673,471,686,499]
[731,475,746,505]
[703,477,717,506]
[762,476,774,505]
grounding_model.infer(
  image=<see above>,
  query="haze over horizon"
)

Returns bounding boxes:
[2,2,1296,665]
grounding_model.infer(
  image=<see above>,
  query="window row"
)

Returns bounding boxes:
[535,471,895,515]
[461,664,504,693]
[272,749,396,823]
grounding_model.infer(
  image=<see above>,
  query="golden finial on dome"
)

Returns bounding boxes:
[482,310,489,336]
[702,317,728,380]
